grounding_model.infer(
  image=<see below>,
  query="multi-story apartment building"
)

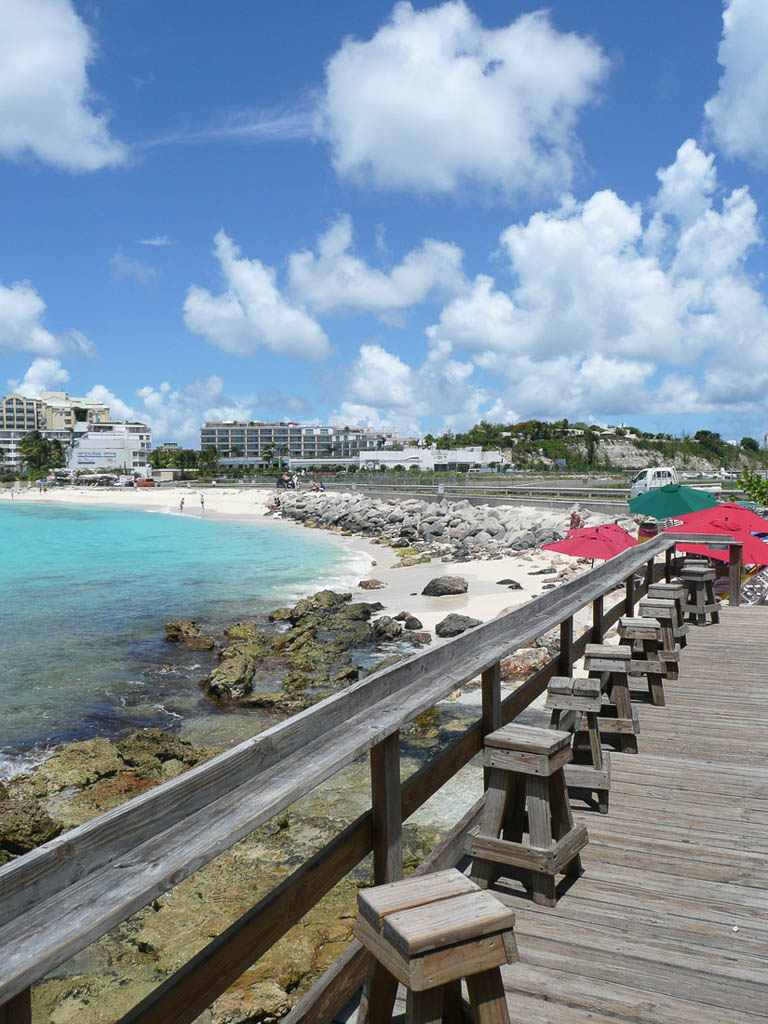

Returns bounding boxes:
[200,421,406,462]
[0,390,148,474]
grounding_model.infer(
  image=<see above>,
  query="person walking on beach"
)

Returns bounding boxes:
[179,497,185,512]
[200,494,205,511]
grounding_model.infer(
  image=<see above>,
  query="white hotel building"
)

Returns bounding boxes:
[200,421,408,463]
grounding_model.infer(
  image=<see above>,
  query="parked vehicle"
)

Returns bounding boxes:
[629,466,679,499]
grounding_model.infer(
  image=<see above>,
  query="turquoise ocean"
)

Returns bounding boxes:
[0,502,370,778]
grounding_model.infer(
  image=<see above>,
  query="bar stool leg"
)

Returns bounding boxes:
[359,960,398,1024]
[585,709,609,814]
[472,767,511,889]
[610,676,637,753]
[526,775,556,907]
[549,770,583,878]
[406,986,445,1024]
[707,580,720,624]
[442,980,464,1024]
[466,968,510,1024]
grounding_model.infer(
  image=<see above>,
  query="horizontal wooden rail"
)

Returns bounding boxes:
[0,533,738,1016]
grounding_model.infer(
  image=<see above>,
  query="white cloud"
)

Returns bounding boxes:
[184,230,330,360]
[110,248,160,285]
[0,280,64,356]
[319,2,608,194]
[422,139,768,422]
[138,236,171,248]
[84,384,135,421]
[704,0,768,166]
[0,0,126,171]
[8,357,69,396]
[347,344,416,408]
[288,214,464,314]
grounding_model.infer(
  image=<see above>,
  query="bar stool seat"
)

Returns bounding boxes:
[638,597,679,680]
[355,868,517,1023]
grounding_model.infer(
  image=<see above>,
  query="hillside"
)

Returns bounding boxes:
[426,421,768,473]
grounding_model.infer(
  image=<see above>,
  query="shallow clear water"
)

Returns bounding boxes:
[0,502,369,776]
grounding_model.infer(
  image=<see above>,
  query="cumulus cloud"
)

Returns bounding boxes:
[0,281,64,356]
[110,248,160,285]
[319,2,608,194]
[704,0,768,166]
[8,357,69,396]
[288,215,464,315]
[184,231,330,360]
[420,138,768,422]
[0,0,126,171]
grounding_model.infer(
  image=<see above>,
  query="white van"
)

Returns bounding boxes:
[629,466,679,499]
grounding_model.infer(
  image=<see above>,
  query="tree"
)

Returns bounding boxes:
[18,431,64,474]
[741,437,760,453]
[741,468,768,504]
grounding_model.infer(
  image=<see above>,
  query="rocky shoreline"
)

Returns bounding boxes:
[273,489,637,560]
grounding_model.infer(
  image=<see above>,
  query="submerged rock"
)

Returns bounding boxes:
[372,616,403,640]
[421,576,469,597]
[204,651,256,701]
[164,620,215,650]
[435,613,481,638]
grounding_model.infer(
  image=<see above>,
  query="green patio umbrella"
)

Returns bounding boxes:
[628,483,719,519]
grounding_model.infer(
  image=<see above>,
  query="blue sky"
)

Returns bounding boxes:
[1,0,768,444]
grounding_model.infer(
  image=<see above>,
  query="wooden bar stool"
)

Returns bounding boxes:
[355,868,517,1024]
[469,724,587,907]
[618,616,666,707]
[546,676,611,814]
[584,643,638,753]
[647,582,688,648]
[638,598,679,680]
[681,565,720,625]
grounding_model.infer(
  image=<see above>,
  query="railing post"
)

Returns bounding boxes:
[559,616,574,676]
[665,547,673,582]
[646,557,654,591]
[369,732,402,885]
[481,661,502,788]
[625,575,635,616]
[729,542,743,607]
[0,988,32,1024]
[592,596,604,644]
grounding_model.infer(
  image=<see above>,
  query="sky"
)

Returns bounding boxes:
[1,0,768,446]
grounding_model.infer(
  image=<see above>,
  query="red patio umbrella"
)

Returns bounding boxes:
[673,502,768,535]
[543,523,638,561]
[664,518,768,565]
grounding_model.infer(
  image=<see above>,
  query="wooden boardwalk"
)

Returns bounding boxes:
[496,605,768,1023]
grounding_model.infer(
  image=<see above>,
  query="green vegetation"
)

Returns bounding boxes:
[17,431,66,476]
[423,419,768,473]
[741,469,768,505]
[149,447,219,477]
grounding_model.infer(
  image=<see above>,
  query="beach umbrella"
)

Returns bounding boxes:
[543,523,638,561]
[664,518,768,565]
[628,484,718,519]
[673,502,768,535]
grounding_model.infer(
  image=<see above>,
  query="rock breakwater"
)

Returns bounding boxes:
[276,491,636,560]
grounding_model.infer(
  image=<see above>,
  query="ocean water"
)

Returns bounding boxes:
[0,502,370,777]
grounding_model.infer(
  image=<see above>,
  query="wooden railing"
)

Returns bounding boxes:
[0,534,743,1024]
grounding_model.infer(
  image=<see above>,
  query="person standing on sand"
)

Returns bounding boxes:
[200,494,205,511]
[179,497,185,512]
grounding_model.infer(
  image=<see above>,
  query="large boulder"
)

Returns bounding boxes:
[116,729,202,779]
[0,795,62,861]
[372,616,404,640]
[165,620,215,650]
[435,613,481,638]
[421,576,469,597]
[204,651,256,701]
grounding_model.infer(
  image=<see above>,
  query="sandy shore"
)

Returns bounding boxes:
[3,484,594,639]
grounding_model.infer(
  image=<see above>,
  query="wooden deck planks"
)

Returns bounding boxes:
[497,605,768,1023]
